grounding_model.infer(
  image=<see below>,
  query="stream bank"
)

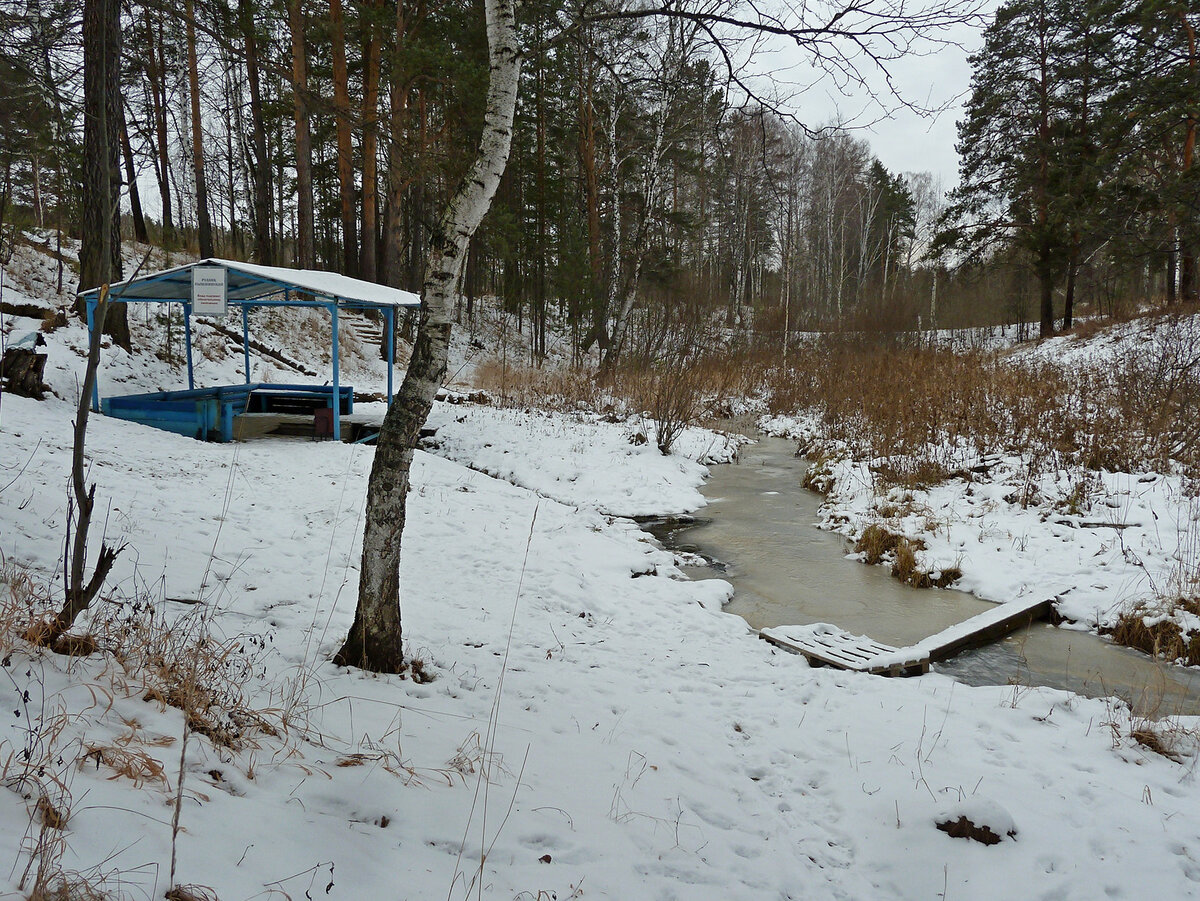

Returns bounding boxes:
[650,436,1200,717]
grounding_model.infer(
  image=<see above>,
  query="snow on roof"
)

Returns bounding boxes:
[78,257,422,309]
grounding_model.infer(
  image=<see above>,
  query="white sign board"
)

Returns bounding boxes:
[192,266,228,316]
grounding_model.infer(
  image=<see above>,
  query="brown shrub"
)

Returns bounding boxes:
[855,524,900,565]
[761,329,1200,481]
[891,539,924,586]
[1107,606,1200,666]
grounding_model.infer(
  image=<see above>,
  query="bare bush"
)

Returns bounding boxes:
[766,329,1200,484]
[631,351,707,455]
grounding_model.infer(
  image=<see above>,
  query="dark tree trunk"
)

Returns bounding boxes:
[144,6,174,245]
[240,0,273,264]
[330,0,358,276]
[119,103,148,245]
[78,0,129,350]
[185,0,214,258]
[1063,240,1077,330]
[361,0,381,282]
[1038,256,1055,339]
[288,0,315,268]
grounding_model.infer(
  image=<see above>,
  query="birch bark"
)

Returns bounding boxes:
[335,0,522,671]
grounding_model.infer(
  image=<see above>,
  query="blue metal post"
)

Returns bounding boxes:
[241,304,251,384]
[331,303,340,441]
[86,298,100,412]
[183,302,195,390]
[385,306,394,404]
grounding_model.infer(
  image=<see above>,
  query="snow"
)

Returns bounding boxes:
[759,410,1200,641]
[3,244,1200,899]
[85,257,422,309]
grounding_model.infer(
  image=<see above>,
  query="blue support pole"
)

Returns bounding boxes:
[385,306,394,404]
[331,303,340,441]
[241,304,252,384]
[183,302,195,390]
[86,298,100,412]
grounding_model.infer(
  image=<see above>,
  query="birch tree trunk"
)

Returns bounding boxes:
[335,0,521,672]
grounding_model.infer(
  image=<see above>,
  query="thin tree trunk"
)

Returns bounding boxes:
[79,0,128,350]
[361,0,381,282]
[288,0,315,269]
[330,0,358,276]
[185,0,214,258]
[383,0,409,287]
[336,0,521,672]
[240,0,273,264]
[119,102,148,245]
[145,6,174,245]
[1180,13,1197,303]
[1064,244,1077,330]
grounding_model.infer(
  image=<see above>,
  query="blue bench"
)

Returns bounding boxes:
[102,383,353,442]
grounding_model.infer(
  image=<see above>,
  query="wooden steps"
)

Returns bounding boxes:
[759,595,1055,678]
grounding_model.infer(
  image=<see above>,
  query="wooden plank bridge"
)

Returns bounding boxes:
[759,595,1054,678]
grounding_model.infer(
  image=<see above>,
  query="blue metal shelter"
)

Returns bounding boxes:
[77,258,421,441]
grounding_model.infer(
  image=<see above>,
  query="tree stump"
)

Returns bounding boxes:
[1,347,49,398]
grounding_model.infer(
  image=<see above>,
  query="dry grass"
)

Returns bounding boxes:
[473,347,763,436]
[1,553,54,655]
[765,327,1200,484]
[853,526,961,590]
[473,356,603,411]
[1106,600,1200,667]
[854,524,901,565]
[86,599,280,751]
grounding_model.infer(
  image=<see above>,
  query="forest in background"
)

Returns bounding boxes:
[0,0,1196,364]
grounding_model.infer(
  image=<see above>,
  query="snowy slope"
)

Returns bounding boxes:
[2,246,1199,900]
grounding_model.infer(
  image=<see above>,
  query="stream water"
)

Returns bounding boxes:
[649,437,1200,717]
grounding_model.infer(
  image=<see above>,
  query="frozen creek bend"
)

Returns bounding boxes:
[649,437,1200,717]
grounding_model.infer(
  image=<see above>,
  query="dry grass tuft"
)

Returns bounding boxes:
[164,885,221,901]
[854,525,900,565]
[87,600,280,751]
[27,874,113,901]
[82,743,169,789]
[1,555,54,654]
[801,456,835,494]
[1107,604,1200,666]
[852,525,960,589]
[1131,726,1178,760]
[35,796,68,830]
[891,539,923,585]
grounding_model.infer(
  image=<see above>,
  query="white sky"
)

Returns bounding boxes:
[752,3,994,187]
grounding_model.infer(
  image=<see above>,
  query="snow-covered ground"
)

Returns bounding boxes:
[760,308,1200,649]
[3,246,1200,899]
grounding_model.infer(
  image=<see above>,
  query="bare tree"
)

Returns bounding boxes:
[339,0,983,672]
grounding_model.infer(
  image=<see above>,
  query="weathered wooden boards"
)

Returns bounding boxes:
[759,624,930,676]
[759,595,1055,678]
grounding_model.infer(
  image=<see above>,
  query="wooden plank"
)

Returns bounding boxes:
[759,625,929,677]
[757,597,1054,679]
[919,597,1053,662]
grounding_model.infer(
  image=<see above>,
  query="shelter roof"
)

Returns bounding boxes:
[78,258,421,310]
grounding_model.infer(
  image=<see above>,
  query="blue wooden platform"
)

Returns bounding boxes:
[102,383,353,442]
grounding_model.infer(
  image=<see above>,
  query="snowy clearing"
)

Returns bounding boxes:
[2,251,1200,899]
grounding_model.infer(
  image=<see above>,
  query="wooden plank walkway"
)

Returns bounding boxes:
[759,624,931,676]
[759,595,1054,678]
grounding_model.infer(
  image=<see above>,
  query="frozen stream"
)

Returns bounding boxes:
[650,437,1200,717]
